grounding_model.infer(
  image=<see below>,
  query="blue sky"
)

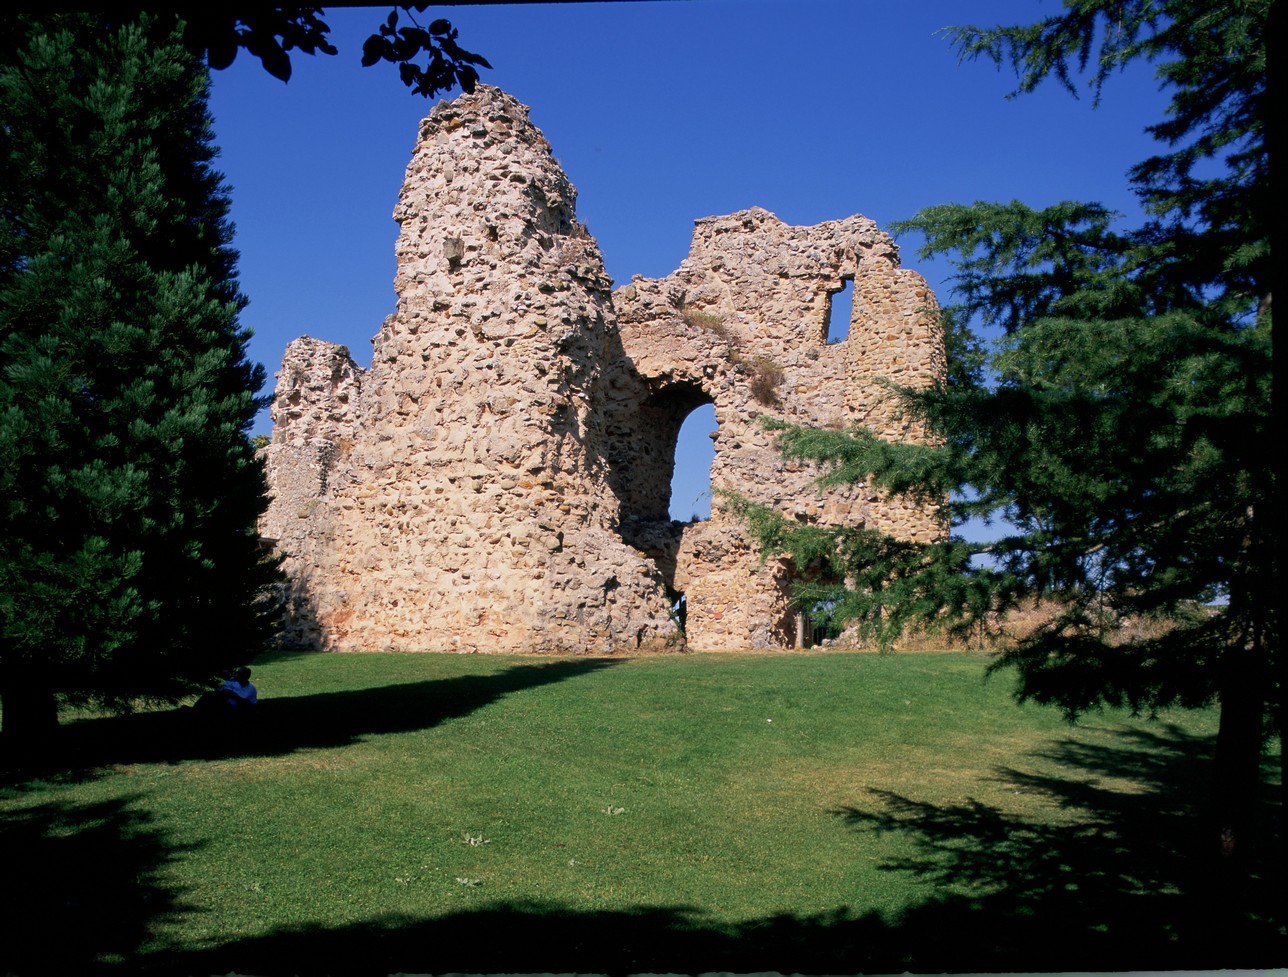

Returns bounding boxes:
[208,0,1169,520]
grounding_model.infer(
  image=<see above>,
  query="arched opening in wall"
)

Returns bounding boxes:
[825,277,854,345]
[607,382,711,527]
[670,402,717,522]
[667,400,718,639]
[606,383,714,636]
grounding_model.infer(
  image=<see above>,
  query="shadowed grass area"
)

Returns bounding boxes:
[0,650,1281,974]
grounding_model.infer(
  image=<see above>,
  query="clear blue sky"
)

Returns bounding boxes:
[208,0,1168,520]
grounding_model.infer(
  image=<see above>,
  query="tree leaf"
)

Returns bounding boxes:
[255,39,292,82]
[455,64,479,93]
[459,48,493,69]
[205,34,238,71]
[360,35,384,68]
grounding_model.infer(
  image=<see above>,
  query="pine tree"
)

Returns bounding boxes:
[740,0,1276,869]
[0,13,280,750]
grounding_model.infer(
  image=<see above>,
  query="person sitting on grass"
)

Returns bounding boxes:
[220,666,258,711]
[194,666,258,716]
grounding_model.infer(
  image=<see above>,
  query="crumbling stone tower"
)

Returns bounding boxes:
[261,86,945,653]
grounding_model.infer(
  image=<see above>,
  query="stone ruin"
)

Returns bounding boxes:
[259,86,946,654]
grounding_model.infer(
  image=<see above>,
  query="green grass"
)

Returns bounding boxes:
[1,650,1282,974]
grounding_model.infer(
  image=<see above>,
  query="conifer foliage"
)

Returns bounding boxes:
[0,14,280,748]
[743,0,1276,865]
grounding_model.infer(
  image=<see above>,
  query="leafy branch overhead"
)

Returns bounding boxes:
[361,7,492,97]
[182,8,339,81]
[183,5,491,97]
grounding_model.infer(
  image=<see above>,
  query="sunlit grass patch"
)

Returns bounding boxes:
[1,649,1277,974]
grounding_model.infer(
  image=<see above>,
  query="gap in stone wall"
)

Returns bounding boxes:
[826,277,855,344]
[668,402,717,522]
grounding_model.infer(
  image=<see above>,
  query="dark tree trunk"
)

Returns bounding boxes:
[0,681,60,763]
[1208,643,1266,875]
[1267,0,1286,927]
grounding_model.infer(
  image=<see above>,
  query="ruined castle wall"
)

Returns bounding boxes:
[260,86,945,654]
[261,88,676,653]
[608,208,945,649]
[847,256,946,542]
[259,337,365,648]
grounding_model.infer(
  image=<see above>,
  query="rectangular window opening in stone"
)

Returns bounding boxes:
[825,277,854,345]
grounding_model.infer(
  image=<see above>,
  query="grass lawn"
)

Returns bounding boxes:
[1,649,1282,974]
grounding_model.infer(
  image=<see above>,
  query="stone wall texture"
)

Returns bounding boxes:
[261,86,946,653]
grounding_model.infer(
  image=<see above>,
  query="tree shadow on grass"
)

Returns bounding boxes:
[115,723,1281,975]
[3,706,1282,975]
[833,723,1284,972]
[2,657,623,782]
[0,795,196,975]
